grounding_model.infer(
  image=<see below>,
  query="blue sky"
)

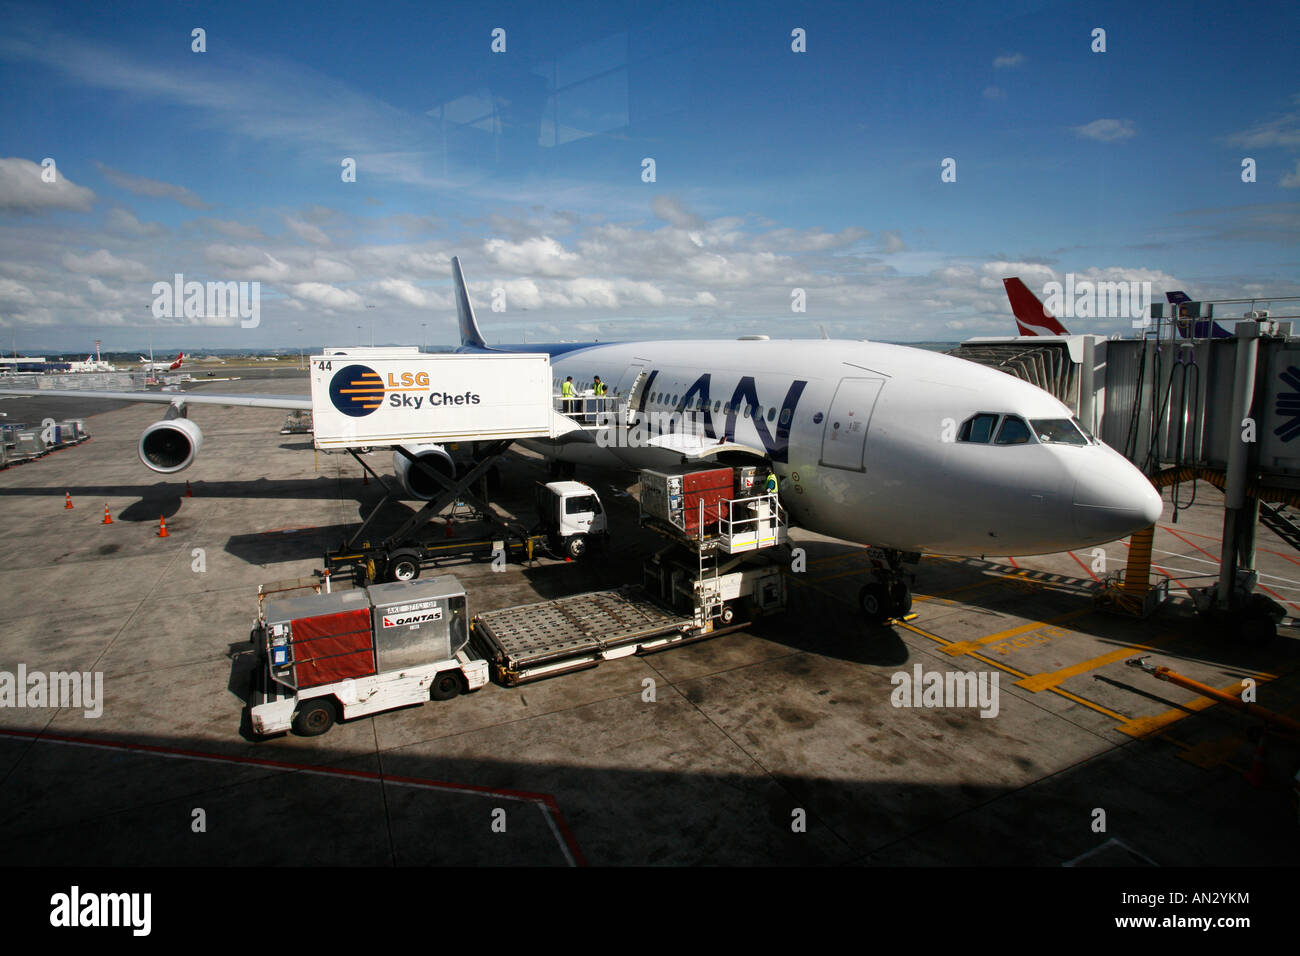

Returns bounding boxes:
[0,0,1297,351]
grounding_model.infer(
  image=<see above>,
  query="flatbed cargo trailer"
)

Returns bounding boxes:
[471,587,704,685]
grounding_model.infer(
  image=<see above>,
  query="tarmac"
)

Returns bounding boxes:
[0,369,1297,866]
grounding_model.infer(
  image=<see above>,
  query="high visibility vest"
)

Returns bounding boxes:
[764,473,778,494]
[561,380,575,397]
[594,381,607,396]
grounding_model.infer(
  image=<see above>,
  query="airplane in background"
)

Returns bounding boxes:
[139,352,185,372]
[1166,291,1233,339]
[0,258,1161,620]
[1004,277,1233,340]
[1003,278,1070,336]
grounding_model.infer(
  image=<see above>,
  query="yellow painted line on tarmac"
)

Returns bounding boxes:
[792,571,1130,723]
[1116,680,1252,737]
[895,621,1129,722]
[1014,633,1180,692]
[942,608,1092,656]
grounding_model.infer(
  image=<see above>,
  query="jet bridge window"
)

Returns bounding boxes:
[994,415,1033,445]
[1030,418,1089,446]
[957,413,999,443]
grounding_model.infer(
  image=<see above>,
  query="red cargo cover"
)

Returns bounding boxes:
[681,468,733,532]
[291,608,376,688]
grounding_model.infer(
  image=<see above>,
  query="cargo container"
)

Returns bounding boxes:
[639,465,734,534]
[249,575,489,736]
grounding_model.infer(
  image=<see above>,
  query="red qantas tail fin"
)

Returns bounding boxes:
[1003,277,1070,336]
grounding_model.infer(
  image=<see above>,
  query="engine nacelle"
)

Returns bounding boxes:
[392,444,455,500]
[139,417,203,473]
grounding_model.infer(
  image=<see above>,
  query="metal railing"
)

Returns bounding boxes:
[553,393,619,425]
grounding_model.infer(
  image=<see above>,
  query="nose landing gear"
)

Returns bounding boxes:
[858,548,918,624]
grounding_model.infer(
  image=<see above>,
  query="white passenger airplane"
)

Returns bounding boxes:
[0,257,1161,619]
[139,351,185,372]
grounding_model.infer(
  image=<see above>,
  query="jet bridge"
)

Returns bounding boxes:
[955,297,1300,638]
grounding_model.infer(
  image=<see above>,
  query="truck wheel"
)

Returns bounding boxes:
[292,698,336,737]
[430,671,464,701]
[718,603,736,625]
[565,535,588,559]
[387,550,421,582]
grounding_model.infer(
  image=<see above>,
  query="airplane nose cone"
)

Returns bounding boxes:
[1072,457,1163,542]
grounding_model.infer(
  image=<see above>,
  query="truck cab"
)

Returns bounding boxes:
[535,480,608,559]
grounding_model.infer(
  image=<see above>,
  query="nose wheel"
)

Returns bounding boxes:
[857,548,917,624]
[859,580,912,623]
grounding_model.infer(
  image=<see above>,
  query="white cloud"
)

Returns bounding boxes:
[652,195,703,229]
[1226,109,1300,149]
[286,217,332,245]
[289,282,364,310]
[1282,160,1300,188]
[993,53,1025,69]
[375,278,428,307]
[191,218,266,240]
[983,86,1005,100]
[483,236,583,276]
[93,161,206,208]
[0,157,95,214]
[105,206,168,237]
[1073,118,1137,142]
[61,248,149,279]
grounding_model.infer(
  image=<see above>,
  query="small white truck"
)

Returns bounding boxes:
[249,576,488,737]
[534,479,609,559]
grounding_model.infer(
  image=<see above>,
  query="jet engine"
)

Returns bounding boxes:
[392,444,455,500]
[138,417,203,473]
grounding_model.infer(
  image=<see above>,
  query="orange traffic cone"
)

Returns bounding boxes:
[157,515,169,538]
[185,480,192,497]
[64,492,73,510]
[444,520,454,538]
[102,504,113,525]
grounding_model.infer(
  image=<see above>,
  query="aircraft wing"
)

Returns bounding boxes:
[0,388,312,410]
[644,432,768,461]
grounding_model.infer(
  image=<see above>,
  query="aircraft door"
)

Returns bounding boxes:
[819,377,885,471]
[617,361,651,424]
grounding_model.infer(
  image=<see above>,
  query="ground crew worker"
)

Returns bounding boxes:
[764,470,778,496]
[561,376,576,415]
[591,376,608,424]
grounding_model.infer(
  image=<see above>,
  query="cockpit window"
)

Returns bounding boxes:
[994,416,1033,445]
[958,413,999,444]
[1031,418,1089,445]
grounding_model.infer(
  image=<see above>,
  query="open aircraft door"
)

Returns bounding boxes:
[819,377,884,471]
[617,360,652,424]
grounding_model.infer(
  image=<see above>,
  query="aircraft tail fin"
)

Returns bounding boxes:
[1004,278,1070,336]
[1166,290,1231,338]
[452,256,487,349]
